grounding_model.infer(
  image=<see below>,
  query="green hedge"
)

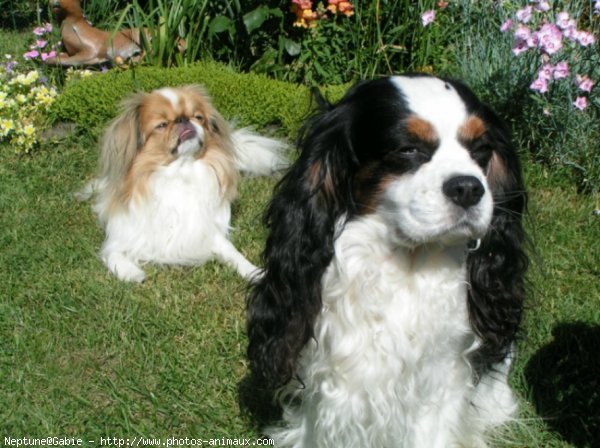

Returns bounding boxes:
[50,62,349,139]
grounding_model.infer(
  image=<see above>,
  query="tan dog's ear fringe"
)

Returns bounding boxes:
[98,93,145,186]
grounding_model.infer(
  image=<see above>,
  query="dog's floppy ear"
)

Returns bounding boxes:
[99,93,146,187]
[247,92,358,387]
[467,113,528,374]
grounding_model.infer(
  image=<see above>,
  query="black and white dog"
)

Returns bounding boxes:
[247,75,528,447]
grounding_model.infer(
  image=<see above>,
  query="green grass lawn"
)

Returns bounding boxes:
[1,132,599,445]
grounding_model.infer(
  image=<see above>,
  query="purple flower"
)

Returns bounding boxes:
[500,19,513,33]
[5,61,17,73]
[595,0,600,13]
[576,75,595,92]
[573,96,588,110]
[537,23,563,55]
[576,31,596,47]
[553,61,570,79]
[530,76,549,93]
[516,6,533,23]
[421,10,436,27]
[23,50,40,59]
[44,22,53,33]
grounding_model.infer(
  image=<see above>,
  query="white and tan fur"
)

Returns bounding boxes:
[81,85,286,282]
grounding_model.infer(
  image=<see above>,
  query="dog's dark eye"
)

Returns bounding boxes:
[397,146,419,155]
[194,115,204,122]
[155,121,168,130]
[470,142,494,168]
[472,143,493,154]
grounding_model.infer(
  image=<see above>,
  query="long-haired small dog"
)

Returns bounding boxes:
[247,75,528,447]
[80,85,286,282]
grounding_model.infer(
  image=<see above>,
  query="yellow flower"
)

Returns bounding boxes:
[16,94,27,104]
[22,124,36,137]
[1,118,16,136]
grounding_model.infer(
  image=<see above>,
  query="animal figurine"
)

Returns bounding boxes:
[45,0,148,66]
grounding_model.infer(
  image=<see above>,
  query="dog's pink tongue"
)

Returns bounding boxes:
[179,126,196,142]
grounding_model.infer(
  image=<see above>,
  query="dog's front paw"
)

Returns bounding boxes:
[103,252,146,283]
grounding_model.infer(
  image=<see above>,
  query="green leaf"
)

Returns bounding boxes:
[208,15,233,37]
[281,37,301,57]
[243,6,269,34]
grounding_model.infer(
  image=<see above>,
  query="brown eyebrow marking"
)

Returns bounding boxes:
[459,115,487,141]
[406,116,438,144]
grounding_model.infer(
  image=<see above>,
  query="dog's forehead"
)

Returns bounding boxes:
[391,76,468,138]
[154,87,205,116]
[157,88,180,108]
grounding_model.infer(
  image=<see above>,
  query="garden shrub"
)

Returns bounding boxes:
[49,61,348,139]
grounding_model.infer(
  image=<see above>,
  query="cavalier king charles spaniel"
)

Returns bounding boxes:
[81,85,286,282]
[247,75,528,447]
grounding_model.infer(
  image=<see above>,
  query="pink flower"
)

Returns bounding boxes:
[530,76,549,93]
[576,75,595,92]
[563,24,578,40]
[573,96,588,110]
[526,32,540,48]
[500,19,513,33]
[23,50,39,59]
[32,26,46,36]
[538,63,555,81]
[516,6,533,23]
[44,22,53,33]
[35,40,48,49]
[512,40,529,56]
[537,23,563,55]
[535,1,551,12]
[421,10,436,26]
[292,0,312,8]
[514,25,531,41]
[41,50,57,61]
[556,12,571,29]
[575,31,596,47]
[553,61,570,79]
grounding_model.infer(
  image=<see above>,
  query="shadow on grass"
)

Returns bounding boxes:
[525,322,600,447]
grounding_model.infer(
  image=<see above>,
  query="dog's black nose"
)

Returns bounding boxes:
[174,116,190,124]
[443,176,485,209]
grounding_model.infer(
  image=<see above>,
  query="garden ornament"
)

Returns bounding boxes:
[44,0,148,66]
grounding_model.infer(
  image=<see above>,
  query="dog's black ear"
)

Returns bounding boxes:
[467,115,528,374]
[247,103,357,387]
[310,87,334,112]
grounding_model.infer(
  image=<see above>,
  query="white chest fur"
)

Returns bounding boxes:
[271,215,515,448]
[101,157,231,266]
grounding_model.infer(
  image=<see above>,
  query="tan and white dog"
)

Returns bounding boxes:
[79,85,287,282]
